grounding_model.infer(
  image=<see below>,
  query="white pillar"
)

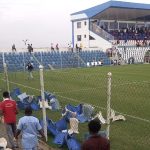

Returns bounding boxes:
[39,65,47,141]
[106,72,112,139]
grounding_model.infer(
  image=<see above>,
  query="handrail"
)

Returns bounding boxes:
[90,23,114,41]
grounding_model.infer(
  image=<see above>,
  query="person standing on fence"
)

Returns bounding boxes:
[81,119,110,150]
[75,43,79,52]
[51,43,54,51]
[12,44,16,52]
[0,91,18,149]
[30,44,34,53]
[27,44,33,54]
[56,43,59,51]
[15,106,46,150]
[26,62,34,79]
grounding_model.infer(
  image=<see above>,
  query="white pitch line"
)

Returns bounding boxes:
[2,79,41,92]
[116,111,150,123]
[54,80,150,94]
[56,94,150,123]
[1,79,150,123]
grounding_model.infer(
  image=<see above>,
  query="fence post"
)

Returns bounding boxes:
[39,65,47,141]
[22,52,26,72]
[3,63,10,93]
[60,52,62,69]
[106,72,112,139]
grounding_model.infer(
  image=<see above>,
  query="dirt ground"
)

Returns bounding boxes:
[0,121,58,150]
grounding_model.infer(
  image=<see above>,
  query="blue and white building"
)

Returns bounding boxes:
[71,0,150,50]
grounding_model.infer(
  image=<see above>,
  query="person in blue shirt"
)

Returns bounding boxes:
[15,106,45,150]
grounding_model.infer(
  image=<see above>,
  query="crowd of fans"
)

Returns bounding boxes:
[109,26,150,41]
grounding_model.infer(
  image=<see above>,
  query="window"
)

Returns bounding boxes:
[84,35,86,38]
[89,35,95,40]
[77,35,81,41]
[84,21,87,26]
[77,22,81,28]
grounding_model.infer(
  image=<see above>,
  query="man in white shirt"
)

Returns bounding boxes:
[15,106,45,150]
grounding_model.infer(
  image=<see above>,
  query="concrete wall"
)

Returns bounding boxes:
[89,31,112,51]
[73,20,112,51]
[73,20,90,49]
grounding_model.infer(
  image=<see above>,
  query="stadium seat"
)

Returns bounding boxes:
[76,114,88,123]
[55,117,68,131]
[66,104,82,115]
[17,101,25,110]
[53,132,67,146]
[10,88,22,98]
[65,134,81,150]
[30,102,40,111]
[50,98,60,111]
[40,118,59,137]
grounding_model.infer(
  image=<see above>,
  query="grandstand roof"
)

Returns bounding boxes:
[71,0,150,21]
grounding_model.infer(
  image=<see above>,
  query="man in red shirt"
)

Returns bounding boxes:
[81,119,110,150]
[0,91,18,149]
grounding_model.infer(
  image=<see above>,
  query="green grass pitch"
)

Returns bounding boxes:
[0,64,150,150]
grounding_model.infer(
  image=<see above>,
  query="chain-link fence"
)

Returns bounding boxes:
[0,51,150,150]
[110,69,150,150]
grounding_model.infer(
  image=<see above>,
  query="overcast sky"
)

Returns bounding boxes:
[0,0,149,48]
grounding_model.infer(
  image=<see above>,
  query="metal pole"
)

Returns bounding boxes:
[39,65,47,141]
[2,52,5,64]
[40,52,43,63]
[78,51,79,68]
[106,72,112,139]
[3,63,10,93]
[23,52,26,72]
[60,52,62,69]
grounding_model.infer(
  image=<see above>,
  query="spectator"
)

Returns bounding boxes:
[51,43,54,51]
[68,42,73,52]
[56,43,59,51]
[75,43,79,52]
[68,43,71,51]
[27,44,32,53]
[12,44,16,52]
[81,119,110,150]
[30,44,34,52]
[15,106,45,150]
[79,43,83,52]
[0,91,18,149]
[26,62,34,79]
[98,59,103,66]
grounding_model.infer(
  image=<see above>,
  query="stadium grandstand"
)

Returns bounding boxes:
[0,1,150,150]
[0,1,149,73]
[71,0,150,64]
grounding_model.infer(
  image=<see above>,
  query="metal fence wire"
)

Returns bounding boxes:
[0,51,150,150]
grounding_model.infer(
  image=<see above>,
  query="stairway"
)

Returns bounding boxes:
[90,23,114,41]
